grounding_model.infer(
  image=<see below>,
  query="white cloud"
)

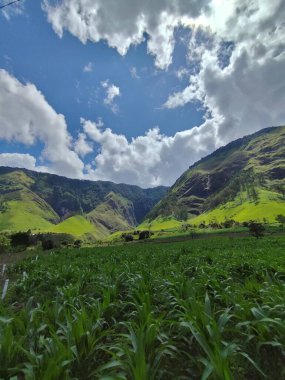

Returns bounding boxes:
[2,0,284,189]
[74,133,93,157]
[83,61,93,72]
[82,118,217,187]
[0,69,84,177]
[43,0,211,70]
[101,80,120,113]
[165,0,285,146]
[175,67,189,80]
[43,0,285,160]
[130,66,140,79]
[0,153,38,170]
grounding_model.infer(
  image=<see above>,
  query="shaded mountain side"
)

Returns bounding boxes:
[147,125,285,223]
[0,167,167,235]
[87,192,137,233]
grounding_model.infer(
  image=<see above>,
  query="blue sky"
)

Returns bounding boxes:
[0,0,284,187]
[1,2,203,137]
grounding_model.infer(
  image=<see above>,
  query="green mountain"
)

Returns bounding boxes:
[146,126,285,226]
[0,167,167,239]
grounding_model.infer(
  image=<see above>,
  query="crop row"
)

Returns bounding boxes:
[1,237,285,379]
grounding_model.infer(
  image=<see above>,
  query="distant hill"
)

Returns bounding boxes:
[146,125,285,226]
[0,167,167,239]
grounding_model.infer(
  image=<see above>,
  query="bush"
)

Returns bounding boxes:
[74,240,82,248]
[122,234,134,242]
[248,221,265,239]
[10,231,32,248]
[276,214,285,227]
[0,234,10,254]
[223,219,236,228]
[139,230,151,240]
[42,239,55,251]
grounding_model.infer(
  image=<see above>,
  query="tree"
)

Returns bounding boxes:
[248,221,265,239]
[10,231,32,248]
[42,239,55,250]
[276,214,285,227]
[176,209,188,221]
[74,239,82,248]
[122,234,134,242]
[139,230,151,240]
[223,219,235,229]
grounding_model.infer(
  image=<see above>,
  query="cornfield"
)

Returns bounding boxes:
[1,236,285,379]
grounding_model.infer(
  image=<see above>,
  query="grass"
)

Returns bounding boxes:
[138,216,182,231]
[0,197,57,232]
[46,215,98,237]
[190,188,285,225]
[1,236,285,379]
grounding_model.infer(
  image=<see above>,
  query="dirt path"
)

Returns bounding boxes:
[0,251,31,266]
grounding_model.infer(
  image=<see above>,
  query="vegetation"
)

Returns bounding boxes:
[276,214,285,226]
[248,221,266,239]
[148,126,285,225]
[1,236,285,379]
[0,167,167,237]
[189,188,285,225]
[10,231,32,248]
[47,215,97,237]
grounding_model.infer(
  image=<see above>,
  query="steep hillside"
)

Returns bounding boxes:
[0,167,167,237]
[87,192,136,234]
[0,171,59,231]
[147,126,285,224]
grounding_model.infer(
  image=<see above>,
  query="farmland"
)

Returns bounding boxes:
[1,236,285,379]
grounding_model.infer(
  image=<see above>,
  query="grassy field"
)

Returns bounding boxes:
[46,215,97,237]
[143,189,285,233]
[139,216,182,231]
[1,236,285,379]
[0,199,56,232]
[190,189,285,225]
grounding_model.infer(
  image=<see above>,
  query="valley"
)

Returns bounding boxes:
[1,126,285,242]
[1,126,285,379]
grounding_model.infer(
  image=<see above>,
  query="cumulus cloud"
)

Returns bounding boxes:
[74,133,93,157]
[83,61,93,72]
[0,153,38,171]
[2,0,284,189]
[175,67,189,80]
[165,0,285,146]
[82,118,217,187]
[101,80,121,113]
[0,69,84,177]
[43,0,285,152]
[43,0,210,70]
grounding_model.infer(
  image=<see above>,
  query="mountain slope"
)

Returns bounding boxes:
[0,171,59,231]
[147,126,285,224]
[0,167,167,237]
[86,192,137,236]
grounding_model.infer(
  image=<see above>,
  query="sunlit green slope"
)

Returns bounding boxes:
[0,167,167,236]
[0,171,59,232]
[146,126,285,225]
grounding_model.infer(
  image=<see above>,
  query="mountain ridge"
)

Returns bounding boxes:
[0,166,168,238]
[146,125,285,225]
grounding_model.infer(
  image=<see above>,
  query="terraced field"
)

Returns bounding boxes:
[1,236,285,379]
